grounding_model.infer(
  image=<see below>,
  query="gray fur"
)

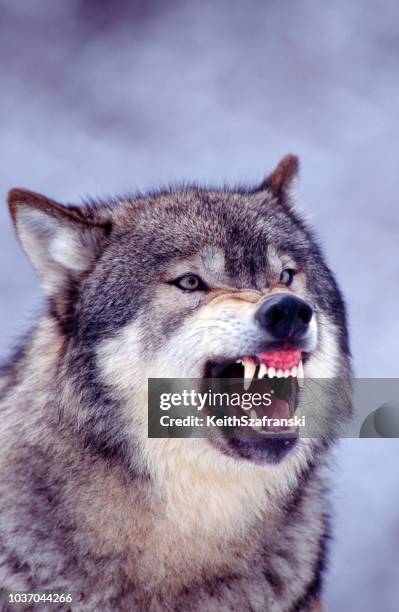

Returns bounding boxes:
[0,157,351,611]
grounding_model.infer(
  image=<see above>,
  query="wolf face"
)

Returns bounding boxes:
[8,155,351,479]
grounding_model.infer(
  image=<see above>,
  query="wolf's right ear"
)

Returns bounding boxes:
[8,189,111,298]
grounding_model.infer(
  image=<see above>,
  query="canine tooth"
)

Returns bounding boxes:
[236,359,242,364]
[297,360,304,387]
[243,359,256,390]
[283,369,290,378]
[258,363,267,378]
[268,367,276,378]
[290,366,298,377]
[250,410,262,432]
[276,369,283,378]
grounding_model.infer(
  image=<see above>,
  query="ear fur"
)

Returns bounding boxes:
[8,188,110,301]
[259,154,299,196]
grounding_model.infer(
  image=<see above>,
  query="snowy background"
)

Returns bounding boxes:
[0,1,398,609]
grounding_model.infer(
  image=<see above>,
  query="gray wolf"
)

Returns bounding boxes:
[0,155,352,611]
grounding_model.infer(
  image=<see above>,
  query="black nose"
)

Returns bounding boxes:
[255,295,313,340]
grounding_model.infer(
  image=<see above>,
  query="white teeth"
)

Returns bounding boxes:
[258,363,267,378]
[243,359,256,390]
[297,360,304,387]
[237,357,304,385]
[250,409,262,432]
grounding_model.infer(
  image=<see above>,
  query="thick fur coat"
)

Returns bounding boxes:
[0,156,351,611]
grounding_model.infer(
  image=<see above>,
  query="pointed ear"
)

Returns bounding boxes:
[258,154,299,196]
[8,188,111,298]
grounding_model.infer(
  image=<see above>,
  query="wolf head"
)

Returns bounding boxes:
[8,155,351,480]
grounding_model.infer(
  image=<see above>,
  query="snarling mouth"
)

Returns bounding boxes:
[204,349,305,435]
[212,349,304,387]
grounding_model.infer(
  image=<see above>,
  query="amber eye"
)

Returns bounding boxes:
[280,268,296,286]
[174,274,204,291]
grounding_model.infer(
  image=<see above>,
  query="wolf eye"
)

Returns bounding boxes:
[280,268,296,286]
[174,274,204,291]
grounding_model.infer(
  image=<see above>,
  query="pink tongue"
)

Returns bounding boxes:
[265,398,291,432]
[271,398,290,420]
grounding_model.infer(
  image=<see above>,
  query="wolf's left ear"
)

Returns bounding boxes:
[8,189,111,298]
[258,154,299,196]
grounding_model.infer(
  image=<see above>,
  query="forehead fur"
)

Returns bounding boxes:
[94,186,310,266]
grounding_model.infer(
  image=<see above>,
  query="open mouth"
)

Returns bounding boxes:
[204,349,305,436]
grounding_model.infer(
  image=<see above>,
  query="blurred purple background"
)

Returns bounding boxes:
[1,1,398,609]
